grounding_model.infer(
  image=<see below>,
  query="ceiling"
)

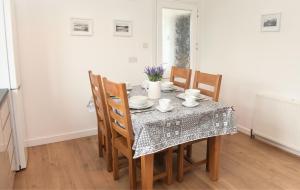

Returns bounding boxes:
[162,0,201,3]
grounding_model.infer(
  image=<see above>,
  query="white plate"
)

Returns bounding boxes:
[176,93,205,100]
[130,100,154,110]
[130,102,147,108]
[161,86,176,92]
[156,105,174,113]
[182,101,199,108]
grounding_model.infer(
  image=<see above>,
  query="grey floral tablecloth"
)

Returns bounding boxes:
[130,86,237,158]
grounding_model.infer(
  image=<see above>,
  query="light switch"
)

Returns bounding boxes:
[87,99,95,113]
[128,57,138,63]
[142,43,149,49]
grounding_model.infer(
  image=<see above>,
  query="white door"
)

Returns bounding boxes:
[157,0,199,78]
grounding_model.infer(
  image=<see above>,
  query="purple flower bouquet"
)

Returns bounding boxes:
[144,65,164,82]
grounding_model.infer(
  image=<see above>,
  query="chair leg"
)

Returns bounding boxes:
[177,145,185,182]
[128,158,137,190]
[112,147,119,180]
[98,127,103,157]
[164,148,173,185]
[105,136,113,172]
[186,144,193,159]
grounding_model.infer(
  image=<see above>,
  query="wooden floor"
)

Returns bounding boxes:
[14,133,300,190]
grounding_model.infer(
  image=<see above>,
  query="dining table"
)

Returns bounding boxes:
[128,85,237,190]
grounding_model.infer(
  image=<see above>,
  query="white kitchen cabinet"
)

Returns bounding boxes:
[0,94,15,190]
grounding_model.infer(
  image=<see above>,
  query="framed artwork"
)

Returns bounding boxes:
[71,18,93,36]
[114,20,133,37]
[261,13,281,32]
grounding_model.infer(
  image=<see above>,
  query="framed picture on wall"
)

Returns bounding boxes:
[261,13,281,32]
[71,18,93,36]
[114,20,132,37]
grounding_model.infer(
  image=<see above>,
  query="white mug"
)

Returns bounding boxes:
[185,89,201,97]
[159,99,171,110]
[147,81,161,99]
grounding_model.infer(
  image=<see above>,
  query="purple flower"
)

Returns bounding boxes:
[144,65,164,82]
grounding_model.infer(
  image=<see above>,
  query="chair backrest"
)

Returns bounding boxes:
[193,71,222,102]
[102,78,134,148]
[170,66,192,89]
[88,71,111,137]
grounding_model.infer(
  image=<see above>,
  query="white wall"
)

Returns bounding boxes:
[15,0,300,145]
[14,0,155,145]
[198,0,300,131]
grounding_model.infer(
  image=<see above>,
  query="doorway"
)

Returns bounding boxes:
[157,1,198,78]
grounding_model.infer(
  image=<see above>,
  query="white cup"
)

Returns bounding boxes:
[159,99,171,110]
[185,89,201,97]
[126,82,132,90]
[185,95,197,105]
[142,80,149,89]
[161,82,173,89]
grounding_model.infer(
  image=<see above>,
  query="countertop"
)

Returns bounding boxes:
[0,89,9,106]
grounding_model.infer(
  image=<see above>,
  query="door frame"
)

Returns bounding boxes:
[155,0,199,77]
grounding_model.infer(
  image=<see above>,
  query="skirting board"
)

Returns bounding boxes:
[237,124,251,135]
[26,125,300,157]
[237,124,300,157]
[26,128,98,147]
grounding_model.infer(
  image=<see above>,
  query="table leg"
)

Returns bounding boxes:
[208,136,221,181]
[141,154,154,190]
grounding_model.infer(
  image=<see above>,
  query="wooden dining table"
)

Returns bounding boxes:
[140,136,221,189]
[128,86,237,190]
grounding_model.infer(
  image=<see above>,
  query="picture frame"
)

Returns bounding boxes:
[71,18,93,36]
[261,13,281,32]
[114,20,133,37]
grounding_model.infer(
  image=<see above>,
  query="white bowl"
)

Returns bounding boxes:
[129,96,148,106]
[185,89,201,97]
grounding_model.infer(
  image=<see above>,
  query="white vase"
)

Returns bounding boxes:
[148,81,161,99]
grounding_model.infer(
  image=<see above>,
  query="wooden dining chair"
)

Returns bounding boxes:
[177,71,222,182]
[170,66,192,89]
[102,78,173,190]
[88,71,112,172]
